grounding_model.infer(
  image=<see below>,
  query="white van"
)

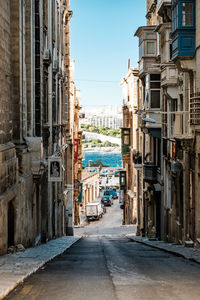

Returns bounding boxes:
[86,202,103,221]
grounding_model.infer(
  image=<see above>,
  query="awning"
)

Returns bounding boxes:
[149,128,161,138]
[166,87,177,100]
[127,190,135,198]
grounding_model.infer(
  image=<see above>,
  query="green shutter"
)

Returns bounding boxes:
[121,128,130,154]
[78,183,83,203]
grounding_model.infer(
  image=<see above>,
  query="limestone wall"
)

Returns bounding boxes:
[0,1,12,144]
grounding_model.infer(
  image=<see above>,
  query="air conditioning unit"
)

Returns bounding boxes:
[44,49,50,59]
[43,49,51,64]
[174,114,183,137]
[25,137,45,175]
[53,59,58,72]
[62,69,65,77]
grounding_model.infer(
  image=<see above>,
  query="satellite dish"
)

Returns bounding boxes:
[142,127,149,134]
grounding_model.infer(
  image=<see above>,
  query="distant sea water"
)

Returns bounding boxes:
[82,152,122,168]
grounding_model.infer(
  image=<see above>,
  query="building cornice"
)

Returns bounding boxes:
[134,25,157,37]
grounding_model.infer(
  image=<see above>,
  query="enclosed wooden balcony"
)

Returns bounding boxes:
[134,26,159,78]
[121,128,130,154]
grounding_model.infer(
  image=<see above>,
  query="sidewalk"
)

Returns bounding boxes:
[126,234,200,264]
[0,236,81,299]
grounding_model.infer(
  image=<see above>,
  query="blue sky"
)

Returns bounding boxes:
[70,0,146,110]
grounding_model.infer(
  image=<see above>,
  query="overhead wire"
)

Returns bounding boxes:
[76,78,119,83]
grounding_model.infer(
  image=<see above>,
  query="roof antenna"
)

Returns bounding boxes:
[128,58,130,70]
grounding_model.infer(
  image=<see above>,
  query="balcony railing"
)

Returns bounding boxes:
[143,163,158,183]
[190,92,200,125]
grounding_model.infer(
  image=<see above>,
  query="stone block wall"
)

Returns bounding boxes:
[0,143,18,196]
[0,0,73,254]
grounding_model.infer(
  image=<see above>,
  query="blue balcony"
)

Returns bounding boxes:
[171,0,195,60]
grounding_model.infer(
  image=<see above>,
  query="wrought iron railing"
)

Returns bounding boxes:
[190,92,200,125]
[143,163,158,182]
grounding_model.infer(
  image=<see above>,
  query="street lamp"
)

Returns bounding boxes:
[142,117,156,124]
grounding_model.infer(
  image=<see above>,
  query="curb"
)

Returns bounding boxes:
[126,235,200,265]
[1,237,82,300]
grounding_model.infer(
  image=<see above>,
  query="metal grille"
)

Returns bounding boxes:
[190,92,200,125]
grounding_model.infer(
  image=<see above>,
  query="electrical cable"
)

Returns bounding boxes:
[76,79,119,83]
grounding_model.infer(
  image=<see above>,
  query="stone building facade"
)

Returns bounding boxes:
[80,171,100,223]
[123,0,200,246]
[120,68,140,225]
[0,0,74,254]
[73,88,83,225]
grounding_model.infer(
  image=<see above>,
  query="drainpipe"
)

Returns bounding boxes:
[143,130,146,236]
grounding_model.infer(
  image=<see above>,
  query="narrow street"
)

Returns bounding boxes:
[1,1,200,300]
[6,200,200,300]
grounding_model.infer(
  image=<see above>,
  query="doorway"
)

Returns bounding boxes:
[8,199,15,247]
[189,171,195,240]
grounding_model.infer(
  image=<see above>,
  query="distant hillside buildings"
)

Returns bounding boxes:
[81,106,123,129]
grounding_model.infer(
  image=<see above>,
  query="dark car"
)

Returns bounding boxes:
[101,195,113,206]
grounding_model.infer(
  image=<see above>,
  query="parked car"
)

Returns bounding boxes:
[101,195,113,206]
[104,189,118,199]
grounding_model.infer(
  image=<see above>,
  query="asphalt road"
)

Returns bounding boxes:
[6,201,200,300]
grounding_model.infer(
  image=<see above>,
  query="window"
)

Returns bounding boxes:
[169,43,172,59]
[180,94,184,134]
[43,77,48,123]
[172,3,178,32]
[151,90,160,108]
[146,41,156,55]
[124,134,130,145]
[139,42,144,59]
[149,74,160,109]
[150,74,160,81]
[150,74,160,89]
[182,3,193,26]
[170,99,177,137]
